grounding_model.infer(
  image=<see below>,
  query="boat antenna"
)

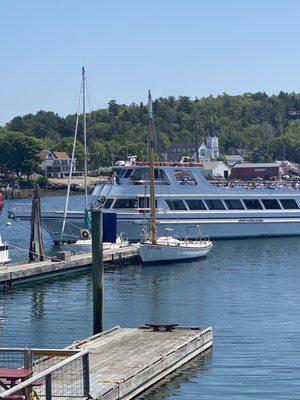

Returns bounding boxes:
[195,111,200,162]
[148,90,157,244]
[82,66,88,210]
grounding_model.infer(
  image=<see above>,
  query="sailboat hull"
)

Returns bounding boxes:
[139,240,213,264]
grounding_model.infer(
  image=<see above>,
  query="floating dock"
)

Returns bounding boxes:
[0,325,213,400]
[76,325,213,399]
[0,246,139,288]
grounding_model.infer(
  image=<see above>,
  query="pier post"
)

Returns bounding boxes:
[29,186,44,262]
[91,208,104,334]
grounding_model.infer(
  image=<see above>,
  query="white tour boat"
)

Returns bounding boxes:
[9,159,300,244]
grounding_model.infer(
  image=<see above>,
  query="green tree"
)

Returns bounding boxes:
[0,131,42,180]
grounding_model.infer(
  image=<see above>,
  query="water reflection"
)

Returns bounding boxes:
[138,350,212,399]
[31,289,45,319]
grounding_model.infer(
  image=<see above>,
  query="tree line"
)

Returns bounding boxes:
[1,91,300,177]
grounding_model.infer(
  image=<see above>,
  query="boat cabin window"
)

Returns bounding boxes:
[130,168,170,185]
[123,169,133,179]
[166,199,187,210]
[261,199,281,209]
[103,198,114,209]
[279,199,299,209]
[204,199,225,210]
[113,168,126,178]
[185,199,207,210]
[173,170,197,186]
[243,199,263,210]
[138,197,157,208]
[224,199,245,210]
[113,198,137,208]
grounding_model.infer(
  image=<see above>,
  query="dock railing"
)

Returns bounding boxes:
[0,348,89,400]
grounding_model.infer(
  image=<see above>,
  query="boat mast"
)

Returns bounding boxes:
[195,111,199,162]
[82,66,88,210]
[147,90,157,244]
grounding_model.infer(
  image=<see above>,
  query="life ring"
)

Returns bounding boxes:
[81,230,90,239]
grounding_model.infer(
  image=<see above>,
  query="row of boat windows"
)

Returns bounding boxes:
[103,198,299,210]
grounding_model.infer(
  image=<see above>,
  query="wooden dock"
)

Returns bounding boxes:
[73,325,213,399]
[0,325,212,400]
[0,246,139,288]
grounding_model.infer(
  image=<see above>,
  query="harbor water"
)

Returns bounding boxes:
[1,195,300,398]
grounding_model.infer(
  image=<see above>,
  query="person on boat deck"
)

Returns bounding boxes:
[110,172,117,185]
[183,175,189,185]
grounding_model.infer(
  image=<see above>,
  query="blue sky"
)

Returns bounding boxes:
[1,0,300,125]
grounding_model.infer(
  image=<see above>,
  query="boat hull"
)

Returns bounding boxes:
[9,209,300,242]
[139,241,213,263]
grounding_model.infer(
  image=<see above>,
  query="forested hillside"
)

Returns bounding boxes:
[1,91,300,174]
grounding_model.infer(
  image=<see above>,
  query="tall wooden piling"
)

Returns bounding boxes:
[29,186,44,262]
[91,208,104,334]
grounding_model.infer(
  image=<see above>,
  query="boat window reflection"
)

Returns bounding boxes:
[243,199,263,210]
[204,199,225,210]
[173,170,197,186]
[113,198,138,208]
[224,199,245,210]
[261,199,281,209]
[103,198,114,209]
[130,168,170,185]
[279,199,299,209]
[166,200,187,210]
[185,199,207,210]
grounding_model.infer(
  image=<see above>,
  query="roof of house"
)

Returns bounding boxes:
[162,143,196,162]
[53,151,70,159]
[39,150,51,159]
[163,143,196,153]
[232,162,282,169]
[202,161,230,170]
[224,154,244,160]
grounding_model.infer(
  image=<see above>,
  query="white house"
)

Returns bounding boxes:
[39,150,76,178]
[201,161,231,180]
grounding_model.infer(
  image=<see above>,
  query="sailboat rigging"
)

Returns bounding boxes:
[61,67,89,241]
[139,91,213,263]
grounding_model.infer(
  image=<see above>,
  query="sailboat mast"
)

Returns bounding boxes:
[82,66,88,210]
[195,111,199,162]
[147,90,157,244]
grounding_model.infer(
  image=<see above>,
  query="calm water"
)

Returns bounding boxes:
[1,196,300,398]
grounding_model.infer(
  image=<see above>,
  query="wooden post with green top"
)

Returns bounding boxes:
[91,208,104,334]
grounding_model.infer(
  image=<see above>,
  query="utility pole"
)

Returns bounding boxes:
[91,208,104,334]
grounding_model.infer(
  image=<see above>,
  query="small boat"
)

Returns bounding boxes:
[72,233,129,250]
[0,235,11,265]
[139,91,213,264]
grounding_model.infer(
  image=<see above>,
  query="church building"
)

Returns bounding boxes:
[197,118,219,161]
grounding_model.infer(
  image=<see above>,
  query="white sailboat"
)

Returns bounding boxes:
[139,91,213,264]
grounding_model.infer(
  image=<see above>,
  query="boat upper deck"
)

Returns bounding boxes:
[93,160,300,198]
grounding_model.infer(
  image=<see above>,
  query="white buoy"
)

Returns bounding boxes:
[6,221,12,226]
